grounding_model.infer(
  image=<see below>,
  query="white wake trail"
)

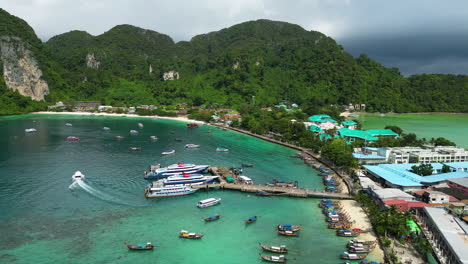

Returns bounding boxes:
[73,180,144,207]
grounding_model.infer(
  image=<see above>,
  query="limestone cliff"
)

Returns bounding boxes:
[0,36,49,101]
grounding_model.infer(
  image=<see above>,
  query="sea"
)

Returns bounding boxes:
[356,113,468,147]
[0,114,373,264]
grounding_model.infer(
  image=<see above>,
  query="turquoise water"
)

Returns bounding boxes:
[356,113,468,147]
[0,114,374,264]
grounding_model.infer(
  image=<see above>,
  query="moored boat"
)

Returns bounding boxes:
[72,171,85,181]
[204,215,220,222]
[239,175,253,184]
[260,254,287,263]
[150,136,158,140]
[337,229,360,237]
[259,243,288,253]
[157,173,218,186]
[185,144,200,148]
[103,127,110,131]
[25,128,37,133]
[277,224,301,232]
[144,182,197,198]
[348,246,374,253]
[67,136,79,141]
[197,198,221,208]
[339,252,367,260]
[245,216,257,224]
[138,123,144,128]
[144,163,210,179]
[187,123,198,128]
[124,242,153,250]
[241,163,254,167]
[347,239,376,246]
[277,230,299,237]
[129,147,141,151]
[130,130,139,135]
[216,147,229,152]
[115,135,124,140]
[65,123,72,127]
[179,230,203,239]
[162,149,175,155]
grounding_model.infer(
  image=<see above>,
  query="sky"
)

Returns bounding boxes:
[1,0,468,76]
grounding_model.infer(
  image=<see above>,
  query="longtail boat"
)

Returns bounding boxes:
[245,216,257,224]
[124,242,154,250]
[348,239,376,246]
[336,229,360,237]
[277,224,301,232]
[277,230,299,237]
[260,254,288,263]
[179,230,203,239]
[204,215,220,222]
[339,252,367,260]
[348,246,374,253]
[241,163,254,167]
[259,243,288,253]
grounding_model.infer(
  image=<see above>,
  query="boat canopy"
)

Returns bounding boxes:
[199,198,217,204]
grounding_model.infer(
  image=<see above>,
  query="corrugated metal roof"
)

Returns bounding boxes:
[352,153,386,160]
[447,177,468,188]
[366,129,399,137]
[338,128,379,141]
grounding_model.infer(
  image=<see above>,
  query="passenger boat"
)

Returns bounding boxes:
[187,123,198,128]
[124,242,153,250]
[25,128,37,133]
[103,127,110,131]
[144,183,197,198]
[72,171,85,181]
[157,173,219,186]
[259,243,288,253]
[67,136,79,141]
[245,216,257,224]
[150,136,158,140]
[339,252,367,260]
[260,254,287,263]
[138,123,144,128]
[204,215,220,222]
[162,149,175,155]
[277,230,299,237]
[65,123,73,127]
[179,230,203,239]
[197,198,221,208]
[277,224,301,232]
[241,163,254,167]
[115,136,124,140]
[129,147,141,151]
[144,163,210,179]
[216,147,229,152]
[185,144,200,148]
[130,130,139,135]
[336,229,360,237]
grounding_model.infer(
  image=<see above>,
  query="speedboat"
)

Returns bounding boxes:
[25,128,37,133]
[67,136,79,141]
[130,130,139,135]
[138,123,144,128]
[157,174,219,186]
[129,147,141,151]
[185,144,200,148]
[103,127,110,131]
[196,198,221,208]
[150,136,158,140]
[162,149,175,155]
[72,171,85,181]
[65,123,73,127]
[144,182,197,198]
[115,136,124,140]
[144,163,210,179]
[216,147,229,152]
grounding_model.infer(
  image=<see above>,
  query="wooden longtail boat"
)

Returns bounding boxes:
[336,229,360,237]
[204,215,220,222]
[259,243,288,253]
[124,242,154,250]
[241,163,254,167]
[260,254,288,262]
[245,216,257,224]
[339,252,367,260]
[348,246,374,253]
[277,230,299,237]
[347,239,376,246]
[277,224,301,232]
[179,230,203,239]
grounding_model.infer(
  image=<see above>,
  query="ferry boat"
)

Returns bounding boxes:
[162,149,175,155]
[144,163,210,179]
[130,130,139,135]
[216,147,229,152]
[25,128,37,133]
[67,136,79,141]
[72,171,85,181]
[197,198,221,208]
[144,182,197,198]
[185,144,200,148]
[158,173,219,186]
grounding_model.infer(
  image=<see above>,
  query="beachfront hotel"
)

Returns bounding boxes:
[363,162,468,191]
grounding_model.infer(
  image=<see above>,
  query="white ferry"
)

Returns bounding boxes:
[144,163,209,179]
[158,174,219,186]
[197,198,221,208]
[145,182,197,198]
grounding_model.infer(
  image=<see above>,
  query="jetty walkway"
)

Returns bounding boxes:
[192,183,353,199]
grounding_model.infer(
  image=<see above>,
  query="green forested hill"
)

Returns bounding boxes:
[1,7,468,113]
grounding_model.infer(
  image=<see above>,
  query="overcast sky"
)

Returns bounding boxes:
[1,0,468,76]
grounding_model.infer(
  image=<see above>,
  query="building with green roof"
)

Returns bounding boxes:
[366,129,399,137]
[337,127,379,143]
[341,120,357,129]
[308,114,337,123]
[308,124,323,133]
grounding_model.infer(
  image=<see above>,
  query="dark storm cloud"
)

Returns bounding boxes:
[1,0,467,75]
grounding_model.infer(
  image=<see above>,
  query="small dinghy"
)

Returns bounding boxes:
[124,242,154,250]
[72,171,85,181]
[179,230,203,239]
[260,254,287,263]
[204,215,220,222]
[162,149,175,155]
[245,216,257,224]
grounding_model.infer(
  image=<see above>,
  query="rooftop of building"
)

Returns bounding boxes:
[342,120,357,126]
[448,177,468,188]
[308,114,337,123]
[366,129,399,137]
[383,200,428,211]
[338,128,379,141]
[423,207,468,263]
[352,153,386,160]
[372,188,416,199]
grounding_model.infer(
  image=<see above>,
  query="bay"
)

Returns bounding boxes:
[0,114,364,264]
